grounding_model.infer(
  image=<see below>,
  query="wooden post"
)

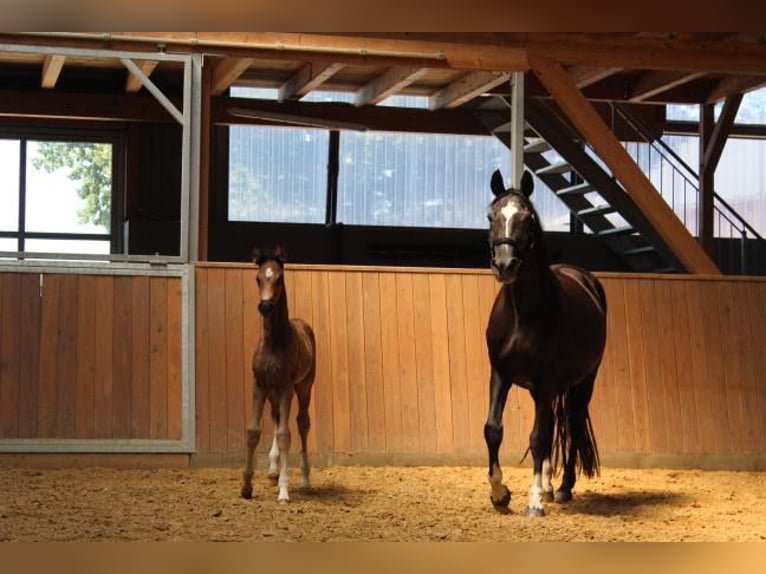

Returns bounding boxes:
[197,61,212,261]
[698,104,715,257]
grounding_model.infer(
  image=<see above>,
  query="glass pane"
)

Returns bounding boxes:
[0,237,18,252]
[735,87,766,124]
[25,141,112,234]
[0,139,20,231]
[24,238,110,255]
[228,126,328,223]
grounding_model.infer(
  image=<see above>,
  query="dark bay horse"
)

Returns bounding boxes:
[484,169,607,516]
[241,246,316,502]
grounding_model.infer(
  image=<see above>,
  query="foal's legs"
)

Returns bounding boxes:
[526,393,554,517]
[267,402,280,481]
[484,370,511,512]
[275,386,293,502]
[241,384,266,499]
[295,382,313,488]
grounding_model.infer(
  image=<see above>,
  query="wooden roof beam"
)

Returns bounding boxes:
[211,57,254,96]
[702,94,743,172]
[566,65,622,88]
[125,60,159,93]
[706,75,766,104]
[354,66,429,107]
[629,71,706,102]
[41,54,65,89]
[278,61,344,102]
[529,52,720,275]
[429,71,510,110]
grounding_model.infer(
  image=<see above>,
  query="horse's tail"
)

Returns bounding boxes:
[552,374,600,478]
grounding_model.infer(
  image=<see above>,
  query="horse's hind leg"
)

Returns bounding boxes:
[242,384,266,499]
[484,370,511,513]
[295,381,313,488]
[556,372,599,504]
[526,393,554,517]
[267,402,280,482]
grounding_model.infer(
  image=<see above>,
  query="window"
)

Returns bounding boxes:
[0,133,116,256]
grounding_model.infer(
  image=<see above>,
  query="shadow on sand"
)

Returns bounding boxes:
[566,490,690,516]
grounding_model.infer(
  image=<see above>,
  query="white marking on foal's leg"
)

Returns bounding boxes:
[542,458,554,498]
[277,432,291,502]
[268,435,280,479]
[527,471,544,512]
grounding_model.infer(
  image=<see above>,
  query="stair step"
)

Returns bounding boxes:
[523,138,551,154]
[535,161,572,176]
[556,182,594,196]
[577,205,617,218]
[597,225,635,237]
[492,121,512,134]
[624,245,656,256]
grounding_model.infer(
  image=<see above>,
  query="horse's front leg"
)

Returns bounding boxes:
[484,369,511,513]
[242,382,266,499]
[275,385,293,502]
[267,402,280,482]
[526,393,554,517]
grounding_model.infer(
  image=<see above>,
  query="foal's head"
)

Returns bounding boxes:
[252,245,287,316]
[487,169,541,284]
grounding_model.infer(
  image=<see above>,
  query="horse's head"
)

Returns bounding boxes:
[252,245,287,316]
[487,169,539,284]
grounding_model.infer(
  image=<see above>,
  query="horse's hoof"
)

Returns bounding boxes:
[490,486,511,513]
[267,472,279,484]
[554,489,572,504]
[542,490,555,503]
[524,505,546,517]
[241,484,253,499]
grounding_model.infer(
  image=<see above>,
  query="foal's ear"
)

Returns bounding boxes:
[251,246,261,265]
[490,169,506,197]
[520,170,534,198]
[274,244,287,265]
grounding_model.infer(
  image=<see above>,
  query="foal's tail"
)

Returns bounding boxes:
[552,374,600,478]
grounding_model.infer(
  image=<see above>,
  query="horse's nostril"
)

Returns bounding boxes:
[509,257,520,270]
[258,300,273,315]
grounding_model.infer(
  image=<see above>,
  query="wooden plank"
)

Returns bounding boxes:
[194,268,210,452]
[746,281,766,452]
[444,274,470,452]
[56,274,79,438]
[731,281,762,453]
[211,57,254,96]
[460,273,486,452]
[428,274,453,454]
[279,61,344,101]
[111,276,132,439]
[41,54,65,88]
[18,273,41,438]
[354,66,428,106]
[166,278,182,440]
[362,273,386,453]
[412,273,436,454]
[206,269,228,452]
[327,271,351,453]
[75,274,96,439]
[149,277,169,439]
[395,273,419,453]
[667,279,699,453]
[310,271,335,453]
[129,276,150,439]
[622,279,650,453]
[593,279,618,453]
[654,279,685,453]
[93,276,114,439]
[125,60,159,93]
[0,274,21,438]
[528,53,720,275]
[224,269,245,452]
[345,272,369,451]
[717,281,746,451]
[429,71,511,110]
[637,278,668,452]
[378,272,403,452]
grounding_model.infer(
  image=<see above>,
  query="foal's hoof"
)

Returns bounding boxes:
[554,489,573,504]
[241,484,253,499]
[524,505,546,517]
[490,486,511,514]
[542,490,555,503]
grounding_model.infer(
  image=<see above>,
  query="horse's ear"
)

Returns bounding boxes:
[251,247,261,265]
[274,245,287,265]
[520,170,534,198]
[490,169,506,197]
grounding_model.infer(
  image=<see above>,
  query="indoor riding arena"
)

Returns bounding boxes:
[1,33,765,542]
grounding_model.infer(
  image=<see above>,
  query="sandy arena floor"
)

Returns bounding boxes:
[0,465,764,541]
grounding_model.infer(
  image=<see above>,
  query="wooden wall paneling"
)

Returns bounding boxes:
[345,271,369,452]
[240,267,258,451]
[592,278,616,453]
[111,276,133,439]
[290,268,315,452]
[129,276,151,439]
[668,279,699,453]
[622,278,651,453]
[149,278,169,440]
[0,274,21,438]
[18,273,41,438]
[75,274,96,439]
[310,270,335,453]
[57,274,79,438]
[362,273,386,453]
[194,268,210,452]
[378,272,403,452]
[731,280,762,452]
[328,271,351,453]
[412,273,436,454]
[395,273,420,453]
[93,276,114,439]
[37,274,60,437]
[166,277,182,440]
[224,269,245,452]
[461,273,487,453]
[746,281,766,452]
[444,274,470,452]
[205,269,228,452]
[427,274,454,454]
[717,281,746,451]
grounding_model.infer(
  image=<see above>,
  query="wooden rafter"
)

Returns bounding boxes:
[278,62,344,101]
[125,60,159,93]
[354,67,428,107]
[703,94,743,172]
[529,52,720,275]
[566,65,622,88]
[706,75,766,104]
[429,71,510,110]
[211,57,254,96]
[41,54,65,89]
[629,71,706,102]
